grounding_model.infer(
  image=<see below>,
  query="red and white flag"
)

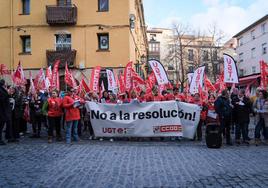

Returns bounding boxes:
[124,61,133,92]
[118,74,125,94]
[29,71,36,95]
[189,66,205,94]
[148,59,169,85]
[223,54,239,83]
[90,66,101,93]
[65,63,77,88]
[12,61,26,86]
[187,73,194,84]
[0,64,10,75]
[106,69,117,93]
[51,60,60,90]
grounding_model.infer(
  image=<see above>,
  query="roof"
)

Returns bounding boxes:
[233,14,268,38]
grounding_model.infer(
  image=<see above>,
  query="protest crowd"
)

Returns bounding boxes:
[0,58,268,147]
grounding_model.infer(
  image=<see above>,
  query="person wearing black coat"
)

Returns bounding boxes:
[233,89,252,144]
[29,94,43,138]
[215,89,233,145]
[0,79,12,145]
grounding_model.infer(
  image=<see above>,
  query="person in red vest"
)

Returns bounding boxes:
[191,93,208,141]
[146,86,164,102]
[206,94,219,125]
[138,91,146,103]
[62,87,85,144]
[46,90,63,143]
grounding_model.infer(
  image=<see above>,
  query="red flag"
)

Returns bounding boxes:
[260,60,268,89]
[119,74,126,94]
[0,64,10,75]
[198,84,204,103]
[81,78,90,93]
[51,60,60,90]
[90,66,101,93]
[245,85,250,97]
[99,81,105,99]
[34,68,46,91]
[78,78,90,97]
[12,61,26,86]
[65,63,77,88]
[124,61,133,92]
[204,75,216,92]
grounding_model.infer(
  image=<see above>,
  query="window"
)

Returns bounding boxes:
[20,35,31,53]
[252,66,256,73]
[251,30,255,40]
[188,66,194,73]
[239,69,244,76]
[98,0,109,12]
[262,43,267,54]
[238,37,243,46]
[150,34,156,41]
[203,50,209,61]
[98,33,109,50]
[22,0,30,15]
[188,49,194,61]
[251,48,256,58]
[261,23,266,34]
[57,0,72,6]
[239,53,244,63]
[149,42,160,52]
[55,34,71,51]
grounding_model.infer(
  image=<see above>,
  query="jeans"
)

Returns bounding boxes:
[48,116,62,138]
[255,118,267,139]
[220,117,231,143]
[235,122,249,141]
[66,120,79,144]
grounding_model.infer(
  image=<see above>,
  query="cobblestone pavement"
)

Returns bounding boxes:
[0,123,268,188]
[0,138,268,188]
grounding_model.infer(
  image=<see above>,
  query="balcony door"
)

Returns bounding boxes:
[55,34,71,51]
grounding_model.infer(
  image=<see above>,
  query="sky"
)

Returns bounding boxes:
[143,0,268,40]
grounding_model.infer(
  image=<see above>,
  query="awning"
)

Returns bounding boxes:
[239,74,260,86]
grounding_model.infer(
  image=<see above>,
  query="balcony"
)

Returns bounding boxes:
[46,49,76,68]
[46,5,77,25]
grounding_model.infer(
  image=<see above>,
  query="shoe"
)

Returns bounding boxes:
[109,138,114,142]
[0,140,6,145]
[255,139,261,146]
[48,136,52,143]
[89,136,93,140]
[235,140,241,145]
[56,137,62,142]
[243,140,250,145]
[99,138,103,141]
[29,135,38,138]
[19,132,24,136]
[226,142,233,146]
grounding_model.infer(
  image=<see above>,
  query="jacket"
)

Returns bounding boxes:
[215,96,232,119]
[62,95,81,121]
[47,97,63,117]
[0,86,12,122]
[233,96,251,124]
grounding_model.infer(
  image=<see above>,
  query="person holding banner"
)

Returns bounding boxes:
[146,86,164,102]
[63,88,84,144]
[215,90,233,146]
[191,93,207,141]
[138,91,146,103]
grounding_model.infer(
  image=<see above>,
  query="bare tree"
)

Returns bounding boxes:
[164,22,195,90]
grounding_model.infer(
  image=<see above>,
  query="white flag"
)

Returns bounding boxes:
[189,66,205,94]
[148,59,169,85]
[106,69,117,93]
[187,73,194,84]
[223,54,239,83]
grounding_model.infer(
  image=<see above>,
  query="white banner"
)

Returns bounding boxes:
[148,59,169,85]
[106,69,117,93]
[189,66,205,94]
[223,54,239,83]
[187,73,194,84]
[85,101,200,139]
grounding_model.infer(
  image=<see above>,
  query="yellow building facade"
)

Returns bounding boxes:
[0,0,148,81]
